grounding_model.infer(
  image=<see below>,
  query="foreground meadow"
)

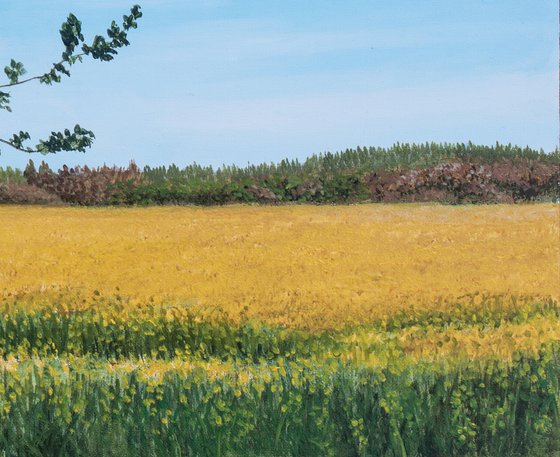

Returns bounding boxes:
[0,204,558,456]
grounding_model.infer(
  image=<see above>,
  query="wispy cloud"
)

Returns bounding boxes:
[143,18,543,63]
[147,72,556,134]
[0,0,555,171]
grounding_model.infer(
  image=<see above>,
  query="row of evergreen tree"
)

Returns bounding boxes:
[0,166,25,184]
[142,142,554,184]
[1,141,556,186]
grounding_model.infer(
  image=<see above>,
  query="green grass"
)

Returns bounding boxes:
[0,293,558,456]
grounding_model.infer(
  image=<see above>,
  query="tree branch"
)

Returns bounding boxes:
[0,54,86,89]
[0,138,39,153]
[0,126,95,154]
[0,75,42,89]
[1,5,141,154]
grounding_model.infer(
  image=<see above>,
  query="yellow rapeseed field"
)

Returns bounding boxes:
[0,204,559,456]
[0,204,558,329]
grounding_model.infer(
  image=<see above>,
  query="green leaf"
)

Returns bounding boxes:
[4,59,26,84]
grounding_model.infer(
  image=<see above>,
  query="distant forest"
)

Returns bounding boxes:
[1,142,558,205]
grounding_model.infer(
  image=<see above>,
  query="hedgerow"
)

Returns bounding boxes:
[0,142,556,205]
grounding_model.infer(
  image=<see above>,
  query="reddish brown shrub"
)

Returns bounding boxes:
[247,185,280,203]
[364,158,559,203]
[489,158,559,200]
[0,183,64,205]
[24,160,142,205]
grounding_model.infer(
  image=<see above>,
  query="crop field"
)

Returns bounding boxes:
[0,204,558,456]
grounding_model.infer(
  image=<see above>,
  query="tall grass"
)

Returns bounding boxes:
[0,346,558,457]
[0,293,558,456]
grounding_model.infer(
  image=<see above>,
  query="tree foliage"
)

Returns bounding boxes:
[11,142,556,205]
[0,5,142,154]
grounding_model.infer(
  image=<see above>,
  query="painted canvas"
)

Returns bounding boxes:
[0,2,558,456]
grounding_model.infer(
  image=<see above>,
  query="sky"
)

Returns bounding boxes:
[0,0,557,170]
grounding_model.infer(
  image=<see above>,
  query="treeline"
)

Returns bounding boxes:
[142,141,552,184]
[1,142,558,205]
[0,166,25,184]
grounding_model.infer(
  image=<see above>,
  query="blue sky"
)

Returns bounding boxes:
[0,0,557,170]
